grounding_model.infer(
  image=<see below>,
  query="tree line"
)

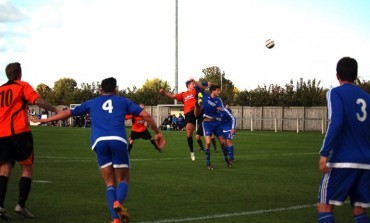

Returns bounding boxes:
[35,66,370,107]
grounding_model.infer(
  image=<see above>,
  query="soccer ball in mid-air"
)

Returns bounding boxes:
[265,39,275,49]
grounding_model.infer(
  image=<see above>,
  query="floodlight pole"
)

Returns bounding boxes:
[220,73,222,91]
[174,0,178,105]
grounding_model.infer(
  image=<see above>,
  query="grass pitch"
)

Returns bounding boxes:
[4,127,354,223]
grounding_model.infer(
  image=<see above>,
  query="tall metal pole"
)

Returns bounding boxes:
[174,0,178,104]
[220,73,222,91]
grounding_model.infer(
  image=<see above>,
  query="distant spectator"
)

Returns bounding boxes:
[84,113,91,128]
[177,113,185,130]
[160,118,171,130]
[28,109,36,117]
[171,114,178,130]
[167,113,173,125]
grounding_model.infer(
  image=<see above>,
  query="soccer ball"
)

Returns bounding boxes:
[265,39,275,49]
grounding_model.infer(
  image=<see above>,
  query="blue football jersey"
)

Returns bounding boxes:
[320,84,370,169]
[221,108,236,130]
[201,93,224,120]
[71,95,143,148]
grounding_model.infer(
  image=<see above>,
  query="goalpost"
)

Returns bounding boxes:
[69,104,81,126]
[155,104,201,131]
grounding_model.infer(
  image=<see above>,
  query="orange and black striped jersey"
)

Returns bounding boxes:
[0,80,39,137]
[125,114,147,132]
[175,89,196,115]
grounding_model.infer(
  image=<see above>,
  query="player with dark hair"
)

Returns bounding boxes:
[317,57,370,223]
[32,77,165,223]
[160,78,210,161]
[197,85,233,170]
[126,103,161,154]
[0,62,60,219]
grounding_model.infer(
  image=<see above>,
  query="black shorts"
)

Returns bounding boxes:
[0,132,34,165]
[185,111,196,125]
[130,129,152,140]
[196,122,204,136]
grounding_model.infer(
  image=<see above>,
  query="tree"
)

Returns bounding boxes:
[53,78,78,105]
[74,82,100,103]
[36,83,57,105]
[233,78,326,106]
[356,77,370,93]
[295,78,326,106]
[234,90,252,106]
[134,78,174,105]
[200,66,236,105]
[281,80,298,106]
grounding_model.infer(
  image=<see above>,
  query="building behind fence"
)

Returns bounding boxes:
[29,105,328,133]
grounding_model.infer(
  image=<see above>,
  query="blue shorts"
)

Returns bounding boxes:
[202,120,223,137]
[221,123,234,140]
[318,168,370,208]
[93,139,130,169]
[222,129,234,140]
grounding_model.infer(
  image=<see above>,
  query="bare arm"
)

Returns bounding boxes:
[159,89,176,99]
[34,97,60,114]
[32,109,72,123]
[188,78,206,91]
[140,110,165,149]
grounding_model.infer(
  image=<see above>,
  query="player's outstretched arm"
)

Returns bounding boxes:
[159,89,176,99]
[31,109,72,124]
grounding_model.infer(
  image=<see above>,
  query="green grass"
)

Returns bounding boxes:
[4,127,354,223]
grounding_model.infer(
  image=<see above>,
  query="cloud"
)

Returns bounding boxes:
[0,0,30,53]
[0,0,28,23]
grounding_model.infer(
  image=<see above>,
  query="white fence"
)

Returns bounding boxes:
[28,104,328,133]
[154,105,328,133]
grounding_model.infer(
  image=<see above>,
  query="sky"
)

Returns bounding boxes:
[1,0,370,92]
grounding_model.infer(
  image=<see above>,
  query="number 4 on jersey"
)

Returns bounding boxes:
[102,99,113,113]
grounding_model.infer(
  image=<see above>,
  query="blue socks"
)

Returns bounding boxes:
[318,212,335,223]
[116,181,129,203]
[106,186,118,219]
[227,146,234,160]
[205,149,211,165]
[221,146,228,161]
[106,182,129,220]
[318,211,370,223]
[354,213,370,223]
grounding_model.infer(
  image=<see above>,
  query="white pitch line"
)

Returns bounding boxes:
[138,204,316,223]
[37,152,317,163]
[33,180,52,183]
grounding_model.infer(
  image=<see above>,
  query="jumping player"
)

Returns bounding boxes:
[160,78,210,161]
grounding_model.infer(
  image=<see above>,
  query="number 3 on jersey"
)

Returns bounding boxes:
[356,98,367,122]
[102,99,113,113]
